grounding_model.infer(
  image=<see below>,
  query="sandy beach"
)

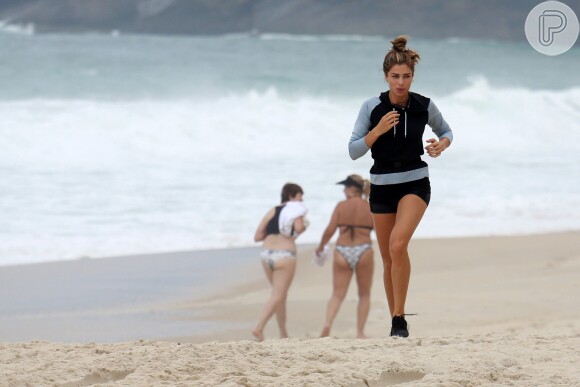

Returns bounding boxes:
[1,231,579,386]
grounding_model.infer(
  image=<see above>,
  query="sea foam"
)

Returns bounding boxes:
[1,79,579,265]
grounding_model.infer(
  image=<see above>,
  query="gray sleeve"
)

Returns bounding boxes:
[348,98,378,160]
[427,100,453,143]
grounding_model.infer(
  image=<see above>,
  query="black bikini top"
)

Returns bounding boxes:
[338,224,374,240]
[265,205,284,236]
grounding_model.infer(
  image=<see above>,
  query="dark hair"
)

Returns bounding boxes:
[383,35,421,75]
[281,183,303,203]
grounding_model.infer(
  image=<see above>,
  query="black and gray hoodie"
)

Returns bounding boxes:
[348,91,453,185]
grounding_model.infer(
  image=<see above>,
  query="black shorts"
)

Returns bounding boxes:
[369,177,431,214]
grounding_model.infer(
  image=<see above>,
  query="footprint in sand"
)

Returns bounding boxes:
[60,369,133,387]
[349,370,426,386]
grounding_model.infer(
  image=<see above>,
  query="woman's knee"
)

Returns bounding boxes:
[270,284,289,300]
[332,289,348,301]
[389,236,408,259]
[382,257,392,273]
[357,287,371,299]
[270,292,287,305]
[380,250,392,267]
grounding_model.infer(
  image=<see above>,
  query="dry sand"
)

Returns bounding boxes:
[1,231,579,386]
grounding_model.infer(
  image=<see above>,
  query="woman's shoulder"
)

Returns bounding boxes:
[333,200,349,214]
[263,206,277,217]
[409,92,431,109]
[348,197,371,214]
[354,197,371,206]
[363,95,381,103]
[360,96,382,111]
[337,198,369,209]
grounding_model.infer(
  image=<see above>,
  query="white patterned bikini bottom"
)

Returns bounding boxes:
[335,243,372,270]
[260,249,296,271]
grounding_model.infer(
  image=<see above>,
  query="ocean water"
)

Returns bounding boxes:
[1,32,579,266]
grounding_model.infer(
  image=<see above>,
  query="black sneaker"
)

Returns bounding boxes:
[390,315,409,337]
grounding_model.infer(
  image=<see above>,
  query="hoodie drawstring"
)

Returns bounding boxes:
[392,108,397,137]
[393,108,407,138]
[404,110,407,138]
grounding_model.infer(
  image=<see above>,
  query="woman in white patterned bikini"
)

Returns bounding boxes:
[315,174,374,338]
[252,183,307,341]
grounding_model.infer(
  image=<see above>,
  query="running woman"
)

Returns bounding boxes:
[348,36,454,337]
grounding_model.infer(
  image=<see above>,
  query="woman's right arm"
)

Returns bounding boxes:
[364,111,398,147]
[315,205,339,255]
[254,208,275,242]
[349,99,399,159]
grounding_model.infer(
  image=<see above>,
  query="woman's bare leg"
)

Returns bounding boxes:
[355,248,374,338]
[389,195,427,316]
[372,213,396,317]
[261,263,290,338]
[275,294,289,338]
[320,252,353,337]
[252,258,296,341]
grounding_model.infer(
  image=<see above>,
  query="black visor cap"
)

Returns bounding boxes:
[336,176,363,189]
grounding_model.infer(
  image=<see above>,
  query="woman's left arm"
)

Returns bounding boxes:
[292,216,307,238]
[425,100,453,158]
